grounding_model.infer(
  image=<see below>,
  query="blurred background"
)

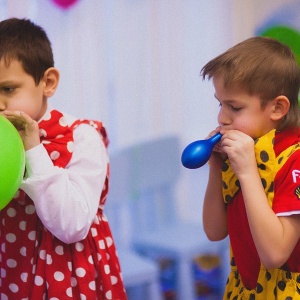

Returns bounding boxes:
[2,0,300,299]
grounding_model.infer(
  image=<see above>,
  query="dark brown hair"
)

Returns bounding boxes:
[201,36,300,130]
[0,18,54,85]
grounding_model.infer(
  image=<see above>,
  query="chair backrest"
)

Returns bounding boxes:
[105,144,132,250]
[105,135,182,247]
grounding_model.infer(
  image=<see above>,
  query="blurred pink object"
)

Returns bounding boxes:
[51,0,78,9]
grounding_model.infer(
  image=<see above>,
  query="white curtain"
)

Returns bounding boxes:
[0,0,236,150]
[1,0,280,221]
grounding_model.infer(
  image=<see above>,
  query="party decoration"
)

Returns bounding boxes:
[255,1,300,106]
[51,0,79,10]
[260,26,300,67]
[181,133,222,169]
[0,115,25,210]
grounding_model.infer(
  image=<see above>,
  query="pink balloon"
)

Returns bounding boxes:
[51,0,79,9]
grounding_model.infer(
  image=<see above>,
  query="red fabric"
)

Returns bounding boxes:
[227,129,300,290]
[273,130,300,272]
[0,110,127,300]
[273,152,300,215]
[227,190,261,289]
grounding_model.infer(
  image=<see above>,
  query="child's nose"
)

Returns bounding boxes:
[218,107,230,126]
[0,99,6,111]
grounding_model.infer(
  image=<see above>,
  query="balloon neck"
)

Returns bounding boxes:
[209,132,222,144]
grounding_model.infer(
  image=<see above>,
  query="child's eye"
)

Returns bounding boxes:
[231,105,241,112]
[2,87,15,93]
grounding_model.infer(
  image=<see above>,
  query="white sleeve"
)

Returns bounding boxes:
[20,123,108,244]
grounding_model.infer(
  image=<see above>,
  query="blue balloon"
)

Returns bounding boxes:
[181,133,222,169]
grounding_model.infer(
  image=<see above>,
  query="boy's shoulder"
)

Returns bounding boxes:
[274,129,300,156]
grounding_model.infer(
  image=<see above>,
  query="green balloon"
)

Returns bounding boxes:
[0,115,25,210]
[260,25,300,66]
[259,25,300,106]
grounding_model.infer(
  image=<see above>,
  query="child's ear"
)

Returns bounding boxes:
[42,67,60,97]
[270,95,290,121]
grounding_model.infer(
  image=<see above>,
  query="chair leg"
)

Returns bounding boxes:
[126,279,163,300]
[126,285,144,300]
[147,278,163,300]
[177,259,197,300]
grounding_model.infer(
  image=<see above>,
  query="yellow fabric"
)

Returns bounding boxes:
[222,129,300,299]
[225,264,300,299]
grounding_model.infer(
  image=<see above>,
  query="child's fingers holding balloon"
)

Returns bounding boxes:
[3,110,40,150]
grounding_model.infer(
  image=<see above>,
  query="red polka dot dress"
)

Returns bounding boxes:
[0,110,127,299]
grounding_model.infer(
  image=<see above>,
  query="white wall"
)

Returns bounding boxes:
[0,0,296,222]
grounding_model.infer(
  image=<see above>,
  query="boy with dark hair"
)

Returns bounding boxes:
[0,18,127,300]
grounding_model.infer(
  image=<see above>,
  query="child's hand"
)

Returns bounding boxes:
[1,110,40,151]
[220,130,256,177]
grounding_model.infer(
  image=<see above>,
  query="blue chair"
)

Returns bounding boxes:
[105,147,163,300]
[115,135,229,300]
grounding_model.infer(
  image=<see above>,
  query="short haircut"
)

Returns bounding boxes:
[0,18,54,85]
[201,36,300,129]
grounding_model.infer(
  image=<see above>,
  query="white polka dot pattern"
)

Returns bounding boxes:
[0,110,127,299]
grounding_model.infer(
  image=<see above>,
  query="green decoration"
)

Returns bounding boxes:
[260,25,300,105]
[0,115,25,210]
